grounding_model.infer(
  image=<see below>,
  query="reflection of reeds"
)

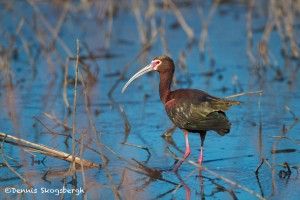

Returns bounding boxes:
[108,32,158,144]
[198,0,220,67]
[77,45,120,198]
[28,0,73,57]
[170,153,265,200]
[1,137,32,188]
[1,0,300,199]
[132,0,148,45]
[247,0,256,63]
[248,0,299,82]
[167,0,194,41]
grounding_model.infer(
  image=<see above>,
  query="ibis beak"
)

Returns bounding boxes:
[122,63,154,93]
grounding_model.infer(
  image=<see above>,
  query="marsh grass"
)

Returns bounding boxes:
[0,0,299,199]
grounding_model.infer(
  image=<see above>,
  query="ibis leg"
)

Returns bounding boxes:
[198,131,206,166]
[173,130,190,172]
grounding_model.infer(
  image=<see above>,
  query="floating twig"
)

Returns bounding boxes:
[0,132,100,168]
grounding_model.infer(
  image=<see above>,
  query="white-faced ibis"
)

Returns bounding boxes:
[122,55,242,171]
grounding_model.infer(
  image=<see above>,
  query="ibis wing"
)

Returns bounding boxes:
[166,98,232,135]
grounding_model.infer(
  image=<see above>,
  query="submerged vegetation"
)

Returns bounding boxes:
[0,0,299,199]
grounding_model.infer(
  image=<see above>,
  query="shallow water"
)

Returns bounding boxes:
[1,1,300,199]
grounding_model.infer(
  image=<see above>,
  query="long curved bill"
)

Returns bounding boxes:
[122,63,154,93]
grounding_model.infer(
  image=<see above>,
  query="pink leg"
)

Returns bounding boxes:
[198,132,206,167]
[198,146,203,166]
[173,130,190,172]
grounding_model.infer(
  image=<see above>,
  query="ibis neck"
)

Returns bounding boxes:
[159,71,173,104]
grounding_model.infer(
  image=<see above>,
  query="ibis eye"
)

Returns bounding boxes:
[153,61,160,65]
[151,60,161,69]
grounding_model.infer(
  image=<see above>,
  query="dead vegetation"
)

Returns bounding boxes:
[0,0,299,199]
